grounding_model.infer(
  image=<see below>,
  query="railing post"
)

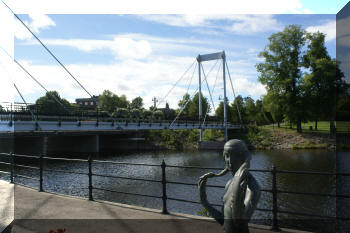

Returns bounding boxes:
[161,159,168,214]
[10,152,14,184]
[39,153,43,192]
[271,165,280,231]
[88,156,93,201]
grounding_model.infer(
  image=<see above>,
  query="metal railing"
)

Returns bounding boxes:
[0,102,241,127]
[0,152,349,231]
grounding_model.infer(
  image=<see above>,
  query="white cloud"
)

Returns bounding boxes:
[38,36,152,60]
[15,14,56,40]
[138,14,283,35]
[232,77,267,97]
[306,20,336,42]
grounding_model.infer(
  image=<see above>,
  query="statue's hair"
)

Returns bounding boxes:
[224,139,251,162]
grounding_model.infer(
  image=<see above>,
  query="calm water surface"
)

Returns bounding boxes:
[1,150,349,232]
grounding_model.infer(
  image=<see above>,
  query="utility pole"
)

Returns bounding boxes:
[152,97,158,109]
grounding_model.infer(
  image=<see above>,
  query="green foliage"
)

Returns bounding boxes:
[188,92,210,119]
[203,129,224,141]
[215,101,233,122]
[244,125,273,150]
[130,109,141,119]
[197,207,211,217]
[35,91,71,115]
[98,90,130,113]
[177,93,191,116]
[113,108,129,118]
[257,25,307,132]
[130,96,143,109]
[153,110,163,120]
[146,129,199,150]
[142,109,152,119]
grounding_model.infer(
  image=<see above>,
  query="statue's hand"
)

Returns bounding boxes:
[198,172,215,202]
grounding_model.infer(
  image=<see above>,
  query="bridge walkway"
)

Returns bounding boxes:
[0,181,311,233]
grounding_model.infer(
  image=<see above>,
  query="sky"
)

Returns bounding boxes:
[0,0,348,112]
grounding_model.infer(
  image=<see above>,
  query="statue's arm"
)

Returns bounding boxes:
[243,173,261,220]
[198,173,224,225]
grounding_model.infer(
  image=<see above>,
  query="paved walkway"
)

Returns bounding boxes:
[1,182,310,233]
[0,180,13,233]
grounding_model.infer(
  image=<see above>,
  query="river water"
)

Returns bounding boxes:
[1,149,349,232]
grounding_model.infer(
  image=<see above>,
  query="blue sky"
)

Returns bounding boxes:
[0,0,346,111]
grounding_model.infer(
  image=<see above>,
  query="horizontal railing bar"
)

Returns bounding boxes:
[93,159,160,167]
[0,170,10,174]
[0,161,11,166]
[256,208,273,212]
[278,209,334,219]
[14,174,39,181]
[0,153,10,156]
[167,197,222,207]
[278,190,337,198]
[336,194,350,199]
[249,169,272,173]
[42,157,87,162]
[166,165,223,170]
[14,164,40,170]
[93,187,162,199]
[276,170,334,176]
[92,173,161,183]
[44,168,88,175]
[13,154,40,159]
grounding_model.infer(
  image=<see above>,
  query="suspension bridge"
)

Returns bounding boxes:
[0,2,243,157]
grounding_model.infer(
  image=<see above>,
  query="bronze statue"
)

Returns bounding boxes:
[198,139,260,233]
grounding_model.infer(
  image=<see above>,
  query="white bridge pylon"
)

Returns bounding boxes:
[197,51,228,142]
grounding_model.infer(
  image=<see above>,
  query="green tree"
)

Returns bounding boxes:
[188,92,210,120]
[262,91,284,127]
[215,101,233,122]
[98,90,120,113]
[119,94,130,109]
[130,96,143,109]
[257,25,307,132]
[303,32,348,133]
[244,96,256,124]
[177,93,191,117]
[304,58,347,133]
[35,91,71,115]
[231,95,245,123]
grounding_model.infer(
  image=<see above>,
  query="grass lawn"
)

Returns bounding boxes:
[262,121,350,134]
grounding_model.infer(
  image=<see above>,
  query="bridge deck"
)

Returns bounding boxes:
[0,120,242,133]
[1,182,310,233]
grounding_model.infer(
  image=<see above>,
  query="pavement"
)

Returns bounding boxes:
[0,180,13,233]
[0,181,311,233]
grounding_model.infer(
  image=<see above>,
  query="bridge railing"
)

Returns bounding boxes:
[1,152,347,231]
[0,102,242,127]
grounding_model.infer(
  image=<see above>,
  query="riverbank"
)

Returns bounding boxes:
[244,126,350,150]
[144,126,349,151]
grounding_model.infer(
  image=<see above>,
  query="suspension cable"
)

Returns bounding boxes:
[200,62,217,112]
[13,83,37,122]
[169,60,217,129]
[225,60,243,125]
[0,46,70,113]
[1,0,93,98]
[1,2,121,125]
[202,61,221,125]
[154,59,196,112]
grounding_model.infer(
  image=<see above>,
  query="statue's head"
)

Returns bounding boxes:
[223,139,251,173]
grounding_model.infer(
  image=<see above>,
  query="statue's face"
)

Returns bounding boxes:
[223,148,242,173]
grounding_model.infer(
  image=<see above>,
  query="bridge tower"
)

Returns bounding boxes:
[197,51,228,142]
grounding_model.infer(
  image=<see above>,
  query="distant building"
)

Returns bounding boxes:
[75,95,99,109]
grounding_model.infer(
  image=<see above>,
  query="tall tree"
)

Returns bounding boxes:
[130,96,143,109]
[262,91,284,127]
[257,25,307,132]
[35,91,71,115]
[231,95,245,123]
[303,32,348,133]
[98,90,120,113]
[244,96,256,124]
[188,92,210,120]
[215,101,233,122]
[177,93,191,117]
